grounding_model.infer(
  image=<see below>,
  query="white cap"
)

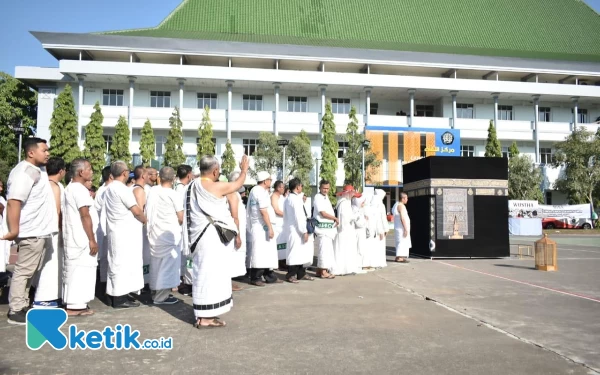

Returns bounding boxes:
[256,171,271,183]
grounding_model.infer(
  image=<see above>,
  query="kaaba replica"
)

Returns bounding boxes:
[403,156,510,258]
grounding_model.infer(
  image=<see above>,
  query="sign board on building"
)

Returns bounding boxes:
[364,126,461,186]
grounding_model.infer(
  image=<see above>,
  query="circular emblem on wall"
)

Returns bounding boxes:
[441,131,454,145]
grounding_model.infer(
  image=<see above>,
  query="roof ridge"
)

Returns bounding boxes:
[157,0,190,28]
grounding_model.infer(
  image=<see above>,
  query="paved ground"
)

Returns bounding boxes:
[0,234,598,374]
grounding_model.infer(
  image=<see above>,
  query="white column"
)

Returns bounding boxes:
[128,76,136,145]
[274,83,281,136]
[177,78,185,111]
[77,74,85,147]
[408,89,415,127]
[226,81,234,141]
[364,87,372,127]
[572,96,579,130]
[533,95,540,164]
[450,91,458,128]
[492,93,499,127]
[319,85,327,117]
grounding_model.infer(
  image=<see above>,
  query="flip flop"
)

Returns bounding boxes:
[286,277,299,284]
[300,275,315,281]
[194,318,226,329]
[67,307,94,316]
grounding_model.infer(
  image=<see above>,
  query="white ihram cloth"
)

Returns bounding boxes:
[246,186,278,270]
[0,196,10,273]
[62,182,99,309]
[146,185,182,291]
[371,190,388,268]
[104,180,144,297]
[133,185,151,285]
[313,193,336,271]
[227,192,247,278]
[33,180,64,302]
[178,183,193,285]
[272,194,286,260]
[331,197,360,275]
[352,196,369,263]
[188,180,237,318]
[94,184,109,283]
[361,194,377,268]
[393,202,412,257]
[284,193,313,266]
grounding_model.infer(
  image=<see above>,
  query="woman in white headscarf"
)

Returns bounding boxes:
[370,189,389,268]
[352,195,369,275]
[331,185,361,276]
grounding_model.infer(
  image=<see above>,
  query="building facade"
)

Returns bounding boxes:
[15,0,600,206]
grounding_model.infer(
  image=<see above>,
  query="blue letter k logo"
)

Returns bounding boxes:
[26,309,68,350]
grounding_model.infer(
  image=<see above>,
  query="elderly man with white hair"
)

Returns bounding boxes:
[226,170,247,290]
[246,171,282,286]
[146,166,184,305]
[186,155,249,328]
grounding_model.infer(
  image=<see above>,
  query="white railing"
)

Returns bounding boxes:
[278,112,320,134]
[181,109,226,131]
[412,117,451,129]
[497,120,532,132]
[369,115,408,127]
[454,118,491,130]
[229,110,273,133]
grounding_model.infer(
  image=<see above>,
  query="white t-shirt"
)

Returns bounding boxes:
[94,183,108,214]
[104,180,138,223]
[6,161,57,237]
[313,193,334,223]
[247,186,271,226]
[63,182,99,249]
[147,185,183,228]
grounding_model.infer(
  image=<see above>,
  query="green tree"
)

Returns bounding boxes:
[508,141,520,158]
[343,105,381,190]
[0,72,37,167]
[83,101,105,187]
[485,120,502,157]
[197,106,215,158]
[221,140,236,177]
[551,128,600,208]
[320,102,338,201]
[139,119,156,167]
[253,132,282,177]
[289,129,314,196]
[508,154,544,202]
[163,107,185,167]
[110,115,132,168]
[49,84,81,163]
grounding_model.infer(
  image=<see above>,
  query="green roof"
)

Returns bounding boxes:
[104,0,600,62]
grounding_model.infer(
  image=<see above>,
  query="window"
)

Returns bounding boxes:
[103,135,113,154]
[539,107,551,122]
[498,105,513,120]
[370,102,379,115]
[287,96,308,112]
[155,136,167,157]
[456,103,474,119]
[337,142,349,158]
[196,137,217,155]
[416,105,434,117]
[502,146,509,158]
[332,98,351,114]
[197,93,217,110]
[539,148,553,164]
[420,145,427,158]
[102,89,124,106]
[151,91,171,108]
[545,191,552,205]
[243,95,263,111]
[461,145,474,157]
[243,138,259,155]
[572,109,588,123]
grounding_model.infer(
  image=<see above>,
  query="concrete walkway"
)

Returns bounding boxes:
[0,237,597,374]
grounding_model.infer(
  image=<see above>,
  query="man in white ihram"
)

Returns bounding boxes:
[187,155,249,328]
[247,171,282,286]
[393,192,411,263]
[103,160,147,309]
[313,179,338,279]
[283,178,314,283]
[146,166,183,305]
[94,166,113,290]
[62,159,99,316]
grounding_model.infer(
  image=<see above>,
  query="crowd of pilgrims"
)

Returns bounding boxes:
[0,137,411,328]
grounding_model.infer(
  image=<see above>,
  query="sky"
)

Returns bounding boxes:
[1,0,599,76]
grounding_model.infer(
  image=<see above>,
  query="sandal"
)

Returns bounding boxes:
[194,318,226,329]
[300,275,315,281]
[286,277,299,284]
[66,306,94,316]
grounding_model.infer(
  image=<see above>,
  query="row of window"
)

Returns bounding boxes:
[102,90,592,123]
[460,145,553,163]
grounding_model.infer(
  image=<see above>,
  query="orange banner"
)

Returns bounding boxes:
[366,131,383,185]
[426,133,436,157]
[388,132,398,184]
[403,132,421,163]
